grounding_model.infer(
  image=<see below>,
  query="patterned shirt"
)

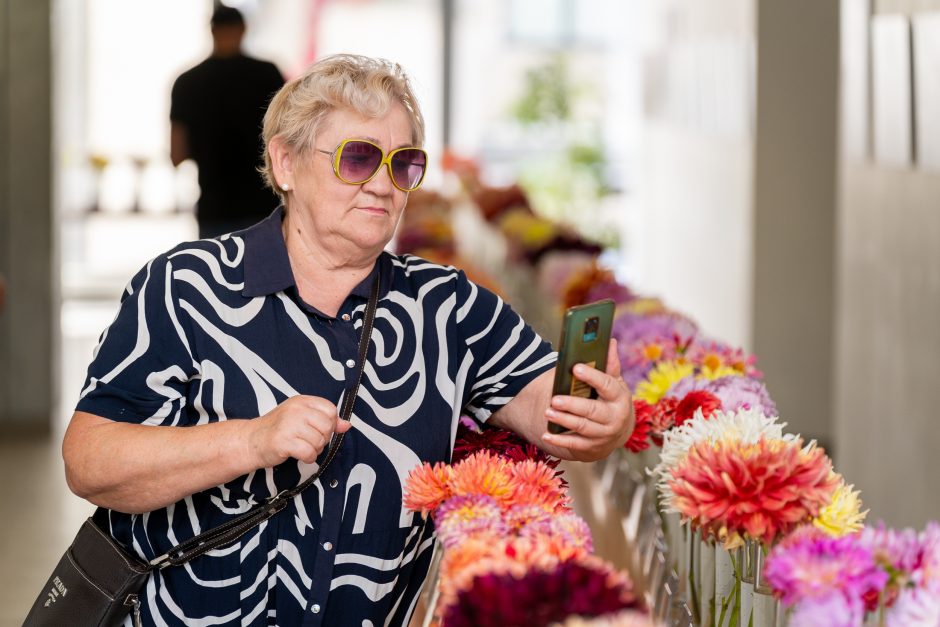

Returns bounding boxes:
[76,208,556,626]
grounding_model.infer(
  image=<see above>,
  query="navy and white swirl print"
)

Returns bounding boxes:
[76,208,556,626]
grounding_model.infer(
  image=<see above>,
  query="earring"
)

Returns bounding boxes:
[280,183,290,191]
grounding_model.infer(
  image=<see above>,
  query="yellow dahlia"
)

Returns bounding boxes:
[812,478,867,537]
[635,360,694,404]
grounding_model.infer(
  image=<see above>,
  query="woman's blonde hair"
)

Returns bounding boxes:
[260,54,425,199]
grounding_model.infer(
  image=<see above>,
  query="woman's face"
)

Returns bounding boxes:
[281,103,415,260]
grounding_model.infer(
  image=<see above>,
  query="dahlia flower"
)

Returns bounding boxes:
[667,375,777,417]
[647,397,680,446]
[635,360,694,404]
[918,522,940,587]
[860,524,923,575]
[438,535,591,608]
[685,341,762,379]
[765,527,886,607]
[618,337,688,389]
[519,512,594,553]
[886,580,940,627]
[447,450,516,507]
[652,408,795,501]
[611,312,697,356]
[625,399,653,452]
[787,594,864,627]
[509,458,570,512]
[666,437,839,547]
[505,503,555,531]
[443,559,638,627]
[453,421,561,469]
[859,522,940,611]
[812,480,868,537]
[672,390,722,428]
[402,461,454,518]
[434,494,508,548]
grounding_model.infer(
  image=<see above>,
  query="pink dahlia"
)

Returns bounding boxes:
[667,375,777,417]
[518,512,594,553]
[787,594,864,627]
[764,526,887,607]
[434,494,508,548]
[504,503,554,531]
[668,438,839,547]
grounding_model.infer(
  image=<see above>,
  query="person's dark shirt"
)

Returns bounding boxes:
[170,54,284,234]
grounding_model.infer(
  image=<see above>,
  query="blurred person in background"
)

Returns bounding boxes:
[63,54,634,625]
[170,6,284,238]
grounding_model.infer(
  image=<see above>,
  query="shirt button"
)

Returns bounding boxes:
[323,542,333,551]
[345,358,355,368]
[329,478,339,488]
[311,604,321,613]
[341,313,351,322]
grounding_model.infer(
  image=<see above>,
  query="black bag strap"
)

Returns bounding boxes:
[150,272,380,569]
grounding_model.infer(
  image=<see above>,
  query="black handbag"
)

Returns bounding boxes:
[24,275,380,627]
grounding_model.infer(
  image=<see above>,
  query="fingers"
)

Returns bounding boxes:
[545,407,608,439]
[606,339,622,378]
[568,362,627,403]
[252,395,347,468]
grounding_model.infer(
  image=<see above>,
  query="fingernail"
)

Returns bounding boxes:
[545,408,557,419]
[542,433,553,442]
[573,364,585,375]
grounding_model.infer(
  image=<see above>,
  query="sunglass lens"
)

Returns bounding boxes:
[390,149,427,190]
[337,141,383,183]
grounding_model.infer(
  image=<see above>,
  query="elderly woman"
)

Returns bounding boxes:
[63,54,633,626]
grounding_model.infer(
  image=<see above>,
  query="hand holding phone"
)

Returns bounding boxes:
[548,299,615,435]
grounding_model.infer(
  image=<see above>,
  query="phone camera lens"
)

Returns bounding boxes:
[582,317,599,342]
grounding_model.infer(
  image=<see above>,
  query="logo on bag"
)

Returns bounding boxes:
[42,576,68,607]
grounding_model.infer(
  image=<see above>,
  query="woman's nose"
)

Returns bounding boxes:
[362,163,395,195]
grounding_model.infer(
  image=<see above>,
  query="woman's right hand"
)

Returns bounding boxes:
[248,395,352,468]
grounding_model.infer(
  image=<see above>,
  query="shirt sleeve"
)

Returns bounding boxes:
[75,256,200,426]
[456,271,557,422]
[169,74,191,124]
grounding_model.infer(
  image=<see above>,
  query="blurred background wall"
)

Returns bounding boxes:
[0,0,937,532]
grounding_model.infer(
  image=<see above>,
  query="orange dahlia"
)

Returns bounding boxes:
[403,461,454,518]
[668,437,839,548]
[447,450,516,507]
[509,458,570,512]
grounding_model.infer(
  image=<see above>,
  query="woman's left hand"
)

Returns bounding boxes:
[540,339,634,461]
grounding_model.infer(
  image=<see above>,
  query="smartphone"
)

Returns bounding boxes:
[548,299,616,435]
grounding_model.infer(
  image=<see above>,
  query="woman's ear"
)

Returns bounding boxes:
[268,136,294,190]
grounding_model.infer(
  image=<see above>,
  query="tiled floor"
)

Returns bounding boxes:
[0,434,95,625]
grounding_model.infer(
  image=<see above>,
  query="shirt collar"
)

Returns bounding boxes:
[241,206,392,302]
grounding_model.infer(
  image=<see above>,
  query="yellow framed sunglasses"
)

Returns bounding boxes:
[316,139,428,192]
